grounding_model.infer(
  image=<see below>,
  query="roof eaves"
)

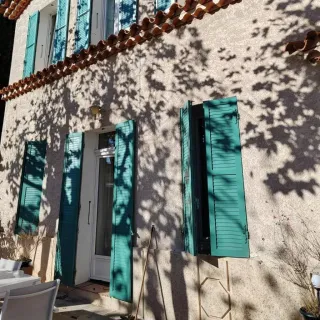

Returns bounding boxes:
[0,0,241,101]
[1,0,32,20]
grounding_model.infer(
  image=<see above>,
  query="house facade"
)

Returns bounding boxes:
[0,0,319,319]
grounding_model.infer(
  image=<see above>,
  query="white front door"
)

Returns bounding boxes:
[91,140,115,282]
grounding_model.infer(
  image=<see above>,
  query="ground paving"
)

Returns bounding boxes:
[53,296,131,320]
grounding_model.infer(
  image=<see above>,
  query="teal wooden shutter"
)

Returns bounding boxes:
[16,141,47,234]
[52,0,70,64]
[119,0,136,30]
[55,132,84,286]
[110,120,135,302]
[75,0,91,53]
[156,0,171,12]
[180,101,197,256]
[204,97,249,258]
[23,12,40,78]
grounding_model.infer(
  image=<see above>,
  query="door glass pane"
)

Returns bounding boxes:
[98,132,115,149]
[95,157,114,256]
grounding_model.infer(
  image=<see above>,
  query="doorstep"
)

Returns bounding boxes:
[57,281,132,314]
[53,295,129,319]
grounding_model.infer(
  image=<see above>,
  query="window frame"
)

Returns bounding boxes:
[34,2,58,72]
[90,0,117,46]
[190,104,211,254]
[181,97,250,258]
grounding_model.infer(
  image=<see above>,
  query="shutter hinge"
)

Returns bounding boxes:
[247,231,250,240]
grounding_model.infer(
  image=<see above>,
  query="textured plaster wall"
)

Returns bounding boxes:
[1,0,320,319]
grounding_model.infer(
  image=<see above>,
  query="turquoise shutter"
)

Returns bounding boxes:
[55,133,84,286]
[180,101,197,256]
[204,97,249,258]
[16,141,47,234]
[156,0,171,12]
[119,0,136,30]
[110,120,135,302]
[23,12,40,78]
[75,0,91,53]
[52,0,70,64]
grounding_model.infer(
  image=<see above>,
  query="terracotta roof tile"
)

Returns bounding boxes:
[0,0,241,101]
[306,50,320,64]
[1,0,31,20]
[285,30,320,63]
[161,22,174,33]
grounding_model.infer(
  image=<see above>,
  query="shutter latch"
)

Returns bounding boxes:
[243,224,247,234]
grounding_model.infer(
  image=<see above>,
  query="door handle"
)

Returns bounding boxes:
[88,201,91,225]
[96,12,99,29]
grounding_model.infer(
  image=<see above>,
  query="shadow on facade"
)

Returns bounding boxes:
[0,0,319,319]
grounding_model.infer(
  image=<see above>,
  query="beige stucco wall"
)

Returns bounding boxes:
[0,0,320,319]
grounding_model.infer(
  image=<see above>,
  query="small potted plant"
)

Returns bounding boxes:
[300,295,320,319]
[19,254,33,275]
[300,273,320,319]
[16,232,43,275]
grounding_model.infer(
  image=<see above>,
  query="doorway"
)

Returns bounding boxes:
[90,132,115,282]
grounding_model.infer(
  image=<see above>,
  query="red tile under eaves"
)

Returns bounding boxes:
[0,0,32,20]
[0,0,242,101]
[285,30,320,65]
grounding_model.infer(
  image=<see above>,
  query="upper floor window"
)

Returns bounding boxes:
[75,0,136,52]
[91,0,116,46]
[35,2,57,72]
[180,97,250,258]
[23,0,70,78]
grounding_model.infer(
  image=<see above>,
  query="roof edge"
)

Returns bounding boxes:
[0,0,241,101]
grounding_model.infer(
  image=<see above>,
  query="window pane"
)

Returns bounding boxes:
[106,0,115,37]
[198,118,210,239]
[95,157,114,256]
[191,105,210,254]
[48,14,56,66]
[98,131,115,149]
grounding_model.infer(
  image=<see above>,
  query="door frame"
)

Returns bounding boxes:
[90,146,115,282]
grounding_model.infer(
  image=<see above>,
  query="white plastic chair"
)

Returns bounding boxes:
[0,279,60,320]
[0,258,22,271]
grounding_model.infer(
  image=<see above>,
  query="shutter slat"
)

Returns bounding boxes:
[75,0,91,52]
[180,101,197,256]
[204,97,249,258]
[119,0,136,30]
[15,141,46,234]
[55,132,84,286]
[156,0,171,12]
[52,0,70,64]
[110,120,135,303]
[23,12,40,78]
